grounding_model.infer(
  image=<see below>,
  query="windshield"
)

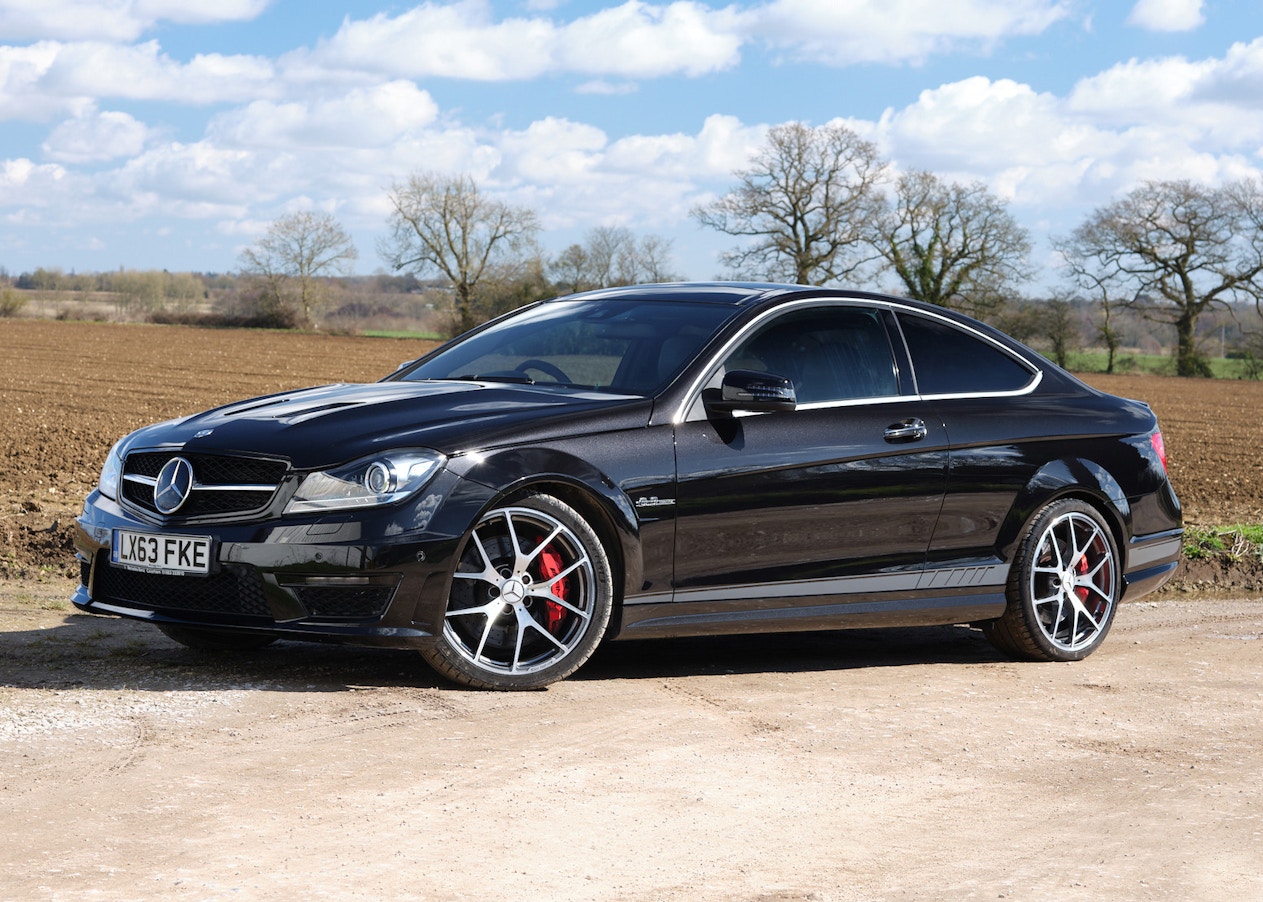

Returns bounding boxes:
[396,299,738,396]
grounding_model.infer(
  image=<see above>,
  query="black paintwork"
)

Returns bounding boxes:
[73,283,1183,653]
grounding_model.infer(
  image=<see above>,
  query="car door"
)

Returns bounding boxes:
[670,302,949,622]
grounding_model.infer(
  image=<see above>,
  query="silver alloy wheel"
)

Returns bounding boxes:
[1027,510,1118,652]
[443,505,597,676]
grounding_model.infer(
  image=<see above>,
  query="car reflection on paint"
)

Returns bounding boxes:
[73,283,1182,689]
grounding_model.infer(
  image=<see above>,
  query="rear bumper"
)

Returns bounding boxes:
[1122,528,1183,601]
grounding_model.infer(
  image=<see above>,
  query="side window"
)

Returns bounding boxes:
[897,313,1035,395]
[722,306,899,404]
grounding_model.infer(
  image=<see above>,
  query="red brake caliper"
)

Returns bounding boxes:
[537,543,569,634]
[1075,552,1090,604]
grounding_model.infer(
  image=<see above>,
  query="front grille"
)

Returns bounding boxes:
[291,585,396,621]
[122,452,288,520]
[92,555,272,619]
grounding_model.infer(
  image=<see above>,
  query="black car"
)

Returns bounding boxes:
[73,283,1182,689]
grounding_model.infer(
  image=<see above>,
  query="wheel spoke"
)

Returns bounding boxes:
[516,606,567,653]
[520,524,565,568]
[1049,594,1068,639]
[527,586,592,619]
[511,610,527,672]
[504,510,526,569]
[473,609,498,663]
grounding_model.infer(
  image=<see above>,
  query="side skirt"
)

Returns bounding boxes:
[615,588,1007,640]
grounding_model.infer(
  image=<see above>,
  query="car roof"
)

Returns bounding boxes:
[551,282,808,306]
[548,282,1017,338]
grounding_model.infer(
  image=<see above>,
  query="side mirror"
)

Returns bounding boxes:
[704,370,797,414]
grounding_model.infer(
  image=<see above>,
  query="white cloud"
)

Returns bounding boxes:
[301,0,1070,81]
[742,0,1072,65]
[0,0,272,42]
[42,107,149,163]
[1068,42,1263,150]
[0,40,278,121]
[209,82,440,150]
[44,42,278,104]
[869,67,1263,213]
[306,0,742,81]
[1126,0,1204,32]
[1,157,68,197]
[574,79,638,95]
[552,1,743,77]
[489,113,768,228]
[0,42,92,120]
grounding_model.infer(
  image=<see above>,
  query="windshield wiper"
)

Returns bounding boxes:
[456,373,535,384]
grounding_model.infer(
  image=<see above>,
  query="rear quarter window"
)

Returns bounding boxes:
[897,312,1036,396]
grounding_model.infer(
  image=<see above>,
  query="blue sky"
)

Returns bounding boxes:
[3,0,1263,291]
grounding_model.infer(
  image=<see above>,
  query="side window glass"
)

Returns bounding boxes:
[897,313,1034,395]
[722,307,899,404]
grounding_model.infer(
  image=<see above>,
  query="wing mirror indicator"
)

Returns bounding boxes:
[705,370,797,414]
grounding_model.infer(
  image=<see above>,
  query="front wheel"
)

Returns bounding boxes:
[420,494,614,690]
[984,499,1120,662]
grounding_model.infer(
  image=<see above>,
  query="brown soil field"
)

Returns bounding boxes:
[3,318,1260,585]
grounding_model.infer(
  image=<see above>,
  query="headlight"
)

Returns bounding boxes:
[285,450,445,514]
[98,439,125,500]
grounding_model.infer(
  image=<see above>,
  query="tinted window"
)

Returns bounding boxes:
[400,300,736,395]
[897,313,1034,395]
[723,306,899,403]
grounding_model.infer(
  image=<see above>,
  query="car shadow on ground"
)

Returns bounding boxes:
[581,623,1004,682]
[0,610,1007,694]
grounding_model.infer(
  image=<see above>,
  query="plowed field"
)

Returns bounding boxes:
[2,319,1261,579]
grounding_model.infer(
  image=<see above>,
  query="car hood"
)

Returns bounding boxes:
[121,380,653,469]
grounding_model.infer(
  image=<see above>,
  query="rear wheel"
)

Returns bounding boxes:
[156,624,278,652]
[421,494,614,690]
[985,499,1120,662]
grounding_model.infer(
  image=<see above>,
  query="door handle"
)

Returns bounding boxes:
[884,417,928,443]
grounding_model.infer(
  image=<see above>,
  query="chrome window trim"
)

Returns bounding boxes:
[674,296,1042,423]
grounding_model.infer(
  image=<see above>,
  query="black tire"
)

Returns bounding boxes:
[156,624,278,652]
[421,493,614,690]
[984,499,1120,662]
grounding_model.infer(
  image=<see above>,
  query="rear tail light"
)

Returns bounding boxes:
[1150,430,1169,473]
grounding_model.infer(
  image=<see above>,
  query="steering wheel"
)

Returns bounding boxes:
[514,358,571,384]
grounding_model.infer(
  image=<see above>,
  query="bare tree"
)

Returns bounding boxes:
[549,227,681,293]
[380,172,540,334]
[873,170,1032,317]
[1060,178,1263,377]
[1040,296,1079,368]
[1054,235,1124,374]
[617,232,680,284]
[239,211,358,325]
[692,121,887,285]
[550,243,595,294]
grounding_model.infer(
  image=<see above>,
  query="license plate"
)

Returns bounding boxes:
[112,530,213,576]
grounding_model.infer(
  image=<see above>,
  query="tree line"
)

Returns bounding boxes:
[6,120,1263,376]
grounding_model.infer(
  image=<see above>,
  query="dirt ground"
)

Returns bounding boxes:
[2,320,1262,899]
[1,585,1260,900]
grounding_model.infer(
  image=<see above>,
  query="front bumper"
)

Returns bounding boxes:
[72,488,467,647]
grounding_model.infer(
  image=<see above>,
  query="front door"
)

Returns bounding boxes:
[670,303,949,626]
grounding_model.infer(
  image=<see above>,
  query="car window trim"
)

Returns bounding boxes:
[890,308,1042,400]
[675,297,1042,424]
